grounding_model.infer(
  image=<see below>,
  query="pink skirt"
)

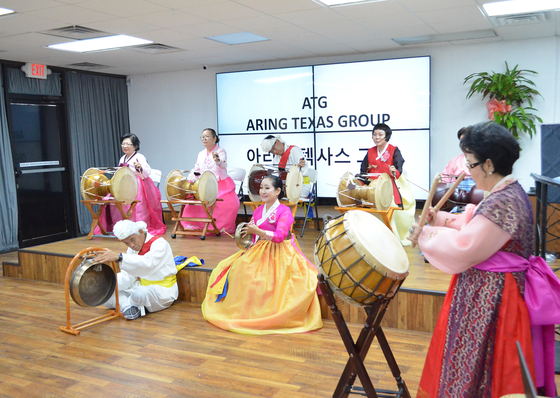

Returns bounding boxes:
[94,176,166,236]
[181,177,239,234]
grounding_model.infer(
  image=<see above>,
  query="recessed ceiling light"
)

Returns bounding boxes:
[0,7,14,16]
[48,35,153,53]
[313,0,387,7]
[206,32,268,45]
[482,0,560,16]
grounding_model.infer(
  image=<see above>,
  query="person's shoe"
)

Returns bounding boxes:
[122,306,141,320]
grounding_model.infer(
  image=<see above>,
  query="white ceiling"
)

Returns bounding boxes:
[0,0,558,76]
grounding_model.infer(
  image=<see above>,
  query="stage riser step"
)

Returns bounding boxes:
[5,251,444,333]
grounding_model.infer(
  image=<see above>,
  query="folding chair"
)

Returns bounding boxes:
[299,168,319,237]
[150,168,162,188]
[228,167,249,221]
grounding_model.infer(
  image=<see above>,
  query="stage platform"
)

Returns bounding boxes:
[2,206,451,333]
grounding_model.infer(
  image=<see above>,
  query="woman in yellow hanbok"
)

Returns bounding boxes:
[202,175,323,335]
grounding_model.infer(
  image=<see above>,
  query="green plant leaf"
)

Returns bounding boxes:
[464,62,542,140]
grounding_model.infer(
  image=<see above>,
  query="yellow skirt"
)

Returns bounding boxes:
[201,239,323,335]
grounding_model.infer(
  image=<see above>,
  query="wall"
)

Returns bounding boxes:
[128,36,559,196]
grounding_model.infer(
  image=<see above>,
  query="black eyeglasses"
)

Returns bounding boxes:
[465,160,484,169]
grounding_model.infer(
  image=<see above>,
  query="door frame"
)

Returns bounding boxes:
[3,73,78,247]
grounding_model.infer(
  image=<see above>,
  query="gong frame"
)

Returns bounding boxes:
[60,247,123,336]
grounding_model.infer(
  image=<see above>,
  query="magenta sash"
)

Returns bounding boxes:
[475,251,560,396]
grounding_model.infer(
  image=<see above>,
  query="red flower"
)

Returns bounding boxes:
[486,98,512,120]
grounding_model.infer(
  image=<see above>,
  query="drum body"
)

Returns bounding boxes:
[70,259,116,307]
[247,164,303,203]
[80,167,138,205]
[234,222,253,250]
[165,170,218,206]
[336,172,393,210]
[431,181,484,212]
[314,210,409,306]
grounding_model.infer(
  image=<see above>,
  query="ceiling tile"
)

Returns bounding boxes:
[396,0,475,13]
[26,4,115,24]
[181,2,265,22]
[129,9,208,28]
[78,0,169,17]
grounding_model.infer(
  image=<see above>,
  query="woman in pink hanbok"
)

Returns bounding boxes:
[410,123,560,398]
[202,175,322,335]
[181,128,239,234]
[96,134,166,236]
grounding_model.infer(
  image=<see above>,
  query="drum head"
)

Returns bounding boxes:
[285,165,303,204]
[336,172,357,207]
[111,167,138,205]
[315,211,409,307]
[165,169,187,200]
[374,173,393,210]
[197,171,218,206]
[247,164,266,202]
[346,211,409,278]
[80,168,104,201]
[70,259,116,307]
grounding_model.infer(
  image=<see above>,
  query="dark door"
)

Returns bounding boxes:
[9,101,75,247]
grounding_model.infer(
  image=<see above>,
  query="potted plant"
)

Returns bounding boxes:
[464,62,542,139]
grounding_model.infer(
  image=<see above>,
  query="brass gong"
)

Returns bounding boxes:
[234,222,253,250]
[69,258,116,307]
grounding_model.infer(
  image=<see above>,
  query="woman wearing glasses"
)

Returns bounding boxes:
[410,123,560,397]
[181,128,239,234]
[360,123,416,245]
[96,134,166,236]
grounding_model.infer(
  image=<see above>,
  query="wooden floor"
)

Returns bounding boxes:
[1,206,560,396]
[0,276,432,398]
[1,277,559,397]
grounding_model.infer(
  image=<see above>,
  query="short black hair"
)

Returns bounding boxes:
[460,123,519,176]
[373,123,392,142]
[121,134,140,151]
[457,126,472,140]
[203,128,219,144]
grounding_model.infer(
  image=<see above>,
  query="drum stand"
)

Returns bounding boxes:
[162,199,222,240]
[60,248,123,336]
[81,199,140,239]
[335,206,401,233]
[318,274,411,398]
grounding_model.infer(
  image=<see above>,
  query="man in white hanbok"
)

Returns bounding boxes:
[95,220,178,320]
[261,134,311,197]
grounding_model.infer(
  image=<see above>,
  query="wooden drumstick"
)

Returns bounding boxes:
[433,172,467,212]
[418,173,442,228]
[135,164,145,180]
[221,229,235,239]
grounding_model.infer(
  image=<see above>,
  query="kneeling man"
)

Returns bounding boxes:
[95,220,178,320]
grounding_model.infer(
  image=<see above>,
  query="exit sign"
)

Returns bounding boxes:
[24,62,48,79]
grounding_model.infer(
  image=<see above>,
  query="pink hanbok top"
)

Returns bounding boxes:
[419,176,560,396]
[441,154,470,183]
[251,201,293,244]
[119,152,151,178]
[188,145,229,181]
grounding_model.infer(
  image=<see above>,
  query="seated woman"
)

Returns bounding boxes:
[360,123,415,245]
[409,123,560,397]
[96,134,165,236]
[181,128,239,234]
[201,175,323,335]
